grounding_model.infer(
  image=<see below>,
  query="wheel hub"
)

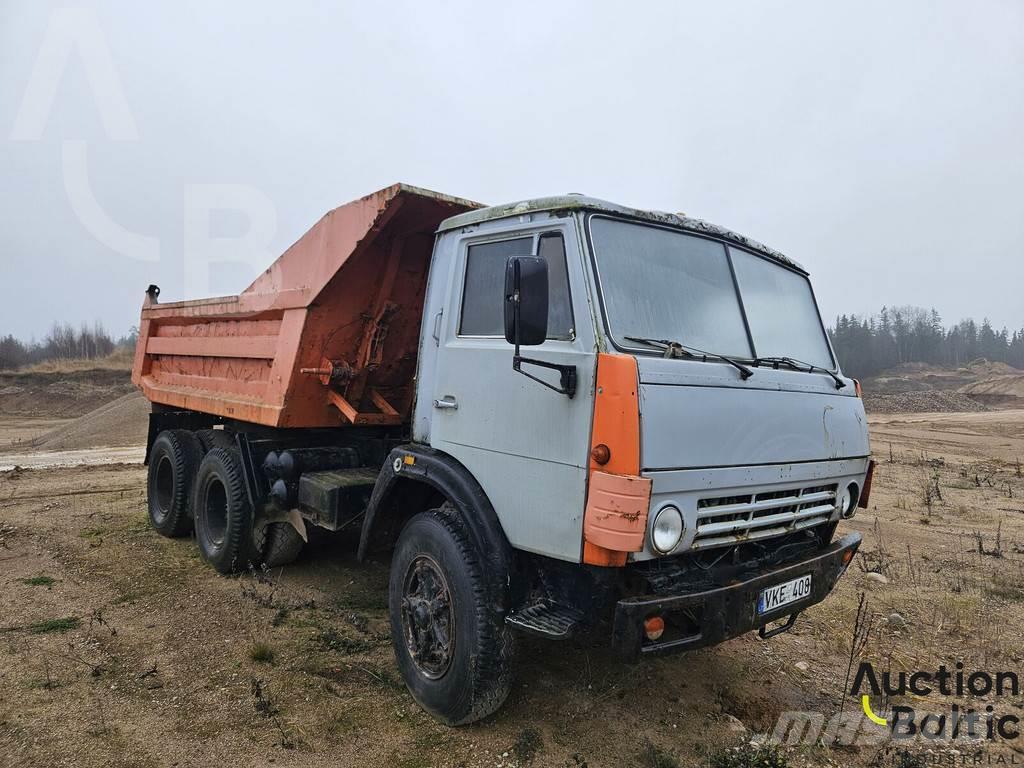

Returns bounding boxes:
[401,555,454,679]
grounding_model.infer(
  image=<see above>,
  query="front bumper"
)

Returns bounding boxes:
[611,532,861,659]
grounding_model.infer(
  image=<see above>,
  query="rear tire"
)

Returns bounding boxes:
[193,447,257,574]
[263,522,305,568]
[146,430,202,538]
[196,428,235,454]
[388,505,514,725]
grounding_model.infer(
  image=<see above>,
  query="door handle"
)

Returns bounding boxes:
[433,396,458,410]
[431,309,443,345]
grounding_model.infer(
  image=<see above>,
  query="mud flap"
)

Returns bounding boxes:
[286,508,308,543]
[255,508,309,542]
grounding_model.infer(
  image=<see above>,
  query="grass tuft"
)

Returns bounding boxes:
[20,575,56,587]
[248,640,275,664]
[29,616,80,634]
[984,572,1024,601]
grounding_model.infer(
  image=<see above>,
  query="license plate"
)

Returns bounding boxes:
[758,574,812,615]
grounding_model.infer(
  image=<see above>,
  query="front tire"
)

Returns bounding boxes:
[388,506,514,725]
[192,447,257,574]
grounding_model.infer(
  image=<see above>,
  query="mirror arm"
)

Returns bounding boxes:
[513,354,577,398]
[511,281,576,398]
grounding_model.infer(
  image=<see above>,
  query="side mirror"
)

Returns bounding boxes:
[504,256,549,346]
[503,255,576,398]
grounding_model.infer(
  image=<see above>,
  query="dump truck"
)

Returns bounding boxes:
[133,183,872,724]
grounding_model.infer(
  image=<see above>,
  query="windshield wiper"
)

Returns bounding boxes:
[752,356,846,390]
[624,336,754,380]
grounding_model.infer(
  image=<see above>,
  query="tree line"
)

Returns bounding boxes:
[829,306,1024,379]
[3,309,1023,378]
[0,322,137,370]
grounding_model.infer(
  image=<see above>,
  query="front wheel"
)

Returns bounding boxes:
[388,506,514,725]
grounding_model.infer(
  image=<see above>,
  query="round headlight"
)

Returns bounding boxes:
[652,505,684,553]
[838,483,859,519]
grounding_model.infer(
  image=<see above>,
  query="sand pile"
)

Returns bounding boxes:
[958,374,1024,400]
[35,391,149,450]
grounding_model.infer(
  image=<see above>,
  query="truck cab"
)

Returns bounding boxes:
[133,185,870,726]
[417,196,869,565]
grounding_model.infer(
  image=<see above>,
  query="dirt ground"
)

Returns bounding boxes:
[3,377,1024,767]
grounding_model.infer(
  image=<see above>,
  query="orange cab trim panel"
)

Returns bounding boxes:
[584,470,653,552]
[583,353,648,565]
[588,353,641,475]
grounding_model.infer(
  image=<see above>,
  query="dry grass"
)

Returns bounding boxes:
[19,348,133,374]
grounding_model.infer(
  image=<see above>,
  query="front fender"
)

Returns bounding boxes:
[358,444,515,610]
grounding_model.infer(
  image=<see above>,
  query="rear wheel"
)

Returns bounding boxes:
[196,428,235,454]
[193,447,257,574]
[388,505,514,725]
[146,430,202,537]
[263,522,305,568]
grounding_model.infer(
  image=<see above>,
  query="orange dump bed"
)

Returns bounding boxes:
[131,184,481,428]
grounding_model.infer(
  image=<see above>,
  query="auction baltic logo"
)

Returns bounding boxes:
[769,661,1023,752]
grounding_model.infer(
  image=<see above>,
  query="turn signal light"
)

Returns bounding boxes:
[591,443,611,465]
[842,549,855,565]
[644,616,665,641]
[853,379,863,398]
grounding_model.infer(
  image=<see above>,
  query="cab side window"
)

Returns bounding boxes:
[459,233,574,340]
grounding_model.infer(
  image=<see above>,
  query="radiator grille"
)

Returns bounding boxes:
[693,484,837,550]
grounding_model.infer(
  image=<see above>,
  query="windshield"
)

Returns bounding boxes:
[729,246,834,369]
[589,217,835,369]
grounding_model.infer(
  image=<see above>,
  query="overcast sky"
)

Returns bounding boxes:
[2,0,1022,341]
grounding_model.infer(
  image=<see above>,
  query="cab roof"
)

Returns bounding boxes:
[437,193,806,274]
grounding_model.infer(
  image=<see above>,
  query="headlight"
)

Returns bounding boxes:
[838,483,859,519]
[652,505,684,553]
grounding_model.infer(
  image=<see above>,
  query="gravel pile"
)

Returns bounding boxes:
[862,390,990,414]
[35,391,149,450]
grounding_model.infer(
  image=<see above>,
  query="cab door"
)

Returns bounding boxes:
[429,217,596,561]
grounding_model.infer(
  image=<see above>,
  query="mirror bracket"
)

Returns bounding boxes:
[513,353,577,398]
[506,255,576,398]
